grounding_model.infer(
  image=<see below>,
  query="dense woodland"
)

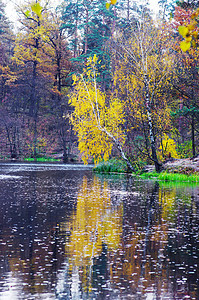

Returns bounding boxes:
[0,0,199,171]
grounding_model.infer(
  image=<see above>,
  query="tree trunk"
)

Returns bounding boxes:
[101,126,136,172]
[33,115,38,160]
[144,75,161,172]
[74,3,78,58]
[29,25,40,160]
[127,0,130,22]
[85,8,89,54]
[191,114,196,158]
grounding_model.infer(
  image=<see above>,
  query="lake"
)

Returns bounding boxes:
[0,163,198,299]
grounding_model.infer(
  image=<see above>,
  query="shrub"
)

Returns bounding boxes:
[93,158,128,173]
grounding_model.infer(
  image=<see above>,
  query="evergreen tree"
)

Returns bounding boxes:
[61,0,114,88]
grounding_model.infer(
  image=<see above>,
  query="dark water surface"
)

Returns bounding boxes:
[0,163,198,300]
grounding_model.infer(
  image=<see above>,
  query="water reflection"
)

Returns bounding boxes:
[58,176,199,300]
[58,176,123,298]
[0,164,198,299]
[0,164,91,299]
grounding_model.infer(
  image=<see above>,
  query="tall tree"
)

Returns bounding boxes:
[12,1,61,158]
[172,5,199,157]
[69,55,136,171]
[0,0,14,102]
[61,0,114,88]
[46,11,74,162]
[0,0,18,158]
[111,14,175,171]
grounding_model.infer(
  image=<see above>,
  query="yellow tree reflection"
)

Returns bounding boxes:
[64,176,123,288]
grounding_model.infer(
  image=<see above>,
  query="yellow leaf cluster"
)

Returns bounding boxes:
[0,65,17,85]
[112,25,174,136]
[158,134,180,161]
[178,8,199,51]
[69,56,125,164]
[31,2,43,17]
[106,0,117,10]
[12,8,58,80]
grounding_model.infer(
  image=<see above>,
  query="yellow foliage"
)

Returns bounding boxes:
[106,2,111,9]
[158,134,180,161]
[31,2,43,17]
[106,0,117,10]
[64,176,122,269]
[69,56,125,164]
[110,0,117,4]
[158,188,176,222]
[112,23,174,139]
[12,5,59,82]
[178,25,189,37]
[178,10,199,51]
[180,40,191,52]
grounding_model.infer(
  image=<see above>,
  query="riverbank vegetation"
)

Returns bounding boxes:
[94,159,128,173]
[0,0,199,171]
[139,171,199,183]
[94,159,199,182]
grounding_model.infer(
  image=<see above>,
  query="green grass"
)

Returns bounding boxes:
[93,159,128,173]
[94,159,199,183]
[139,171,199,183]
[24,157,60,162]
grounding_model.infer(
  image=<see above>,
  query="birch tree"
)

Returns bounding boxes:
[112,14,175,171]
[69,55,136,171]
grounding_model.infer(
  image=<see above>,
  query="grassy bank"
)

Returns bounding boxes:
[93,159,199,183]
[139,171,199,183]
[24,157,60,162]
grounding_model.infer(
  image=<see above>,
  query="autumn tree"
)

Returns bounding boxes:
[0,0,19,158]
[111,14,175,171]
[42,10,74,162]
[172,6,199,157]
[69,55,136,171]
[0,0,14,102]
[12,1,70,159]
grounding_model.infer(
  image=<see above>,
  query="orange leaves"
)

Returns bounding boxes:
[110,0,117,4]
[174,6,193,25]
[106,0,117,10]
[177,8,199,51]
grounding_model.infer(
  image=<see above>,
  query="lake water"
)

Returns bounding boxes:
[0,163,198,300]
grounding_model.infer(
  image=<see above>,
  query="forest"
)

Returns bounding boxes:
[0,0,199,172]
